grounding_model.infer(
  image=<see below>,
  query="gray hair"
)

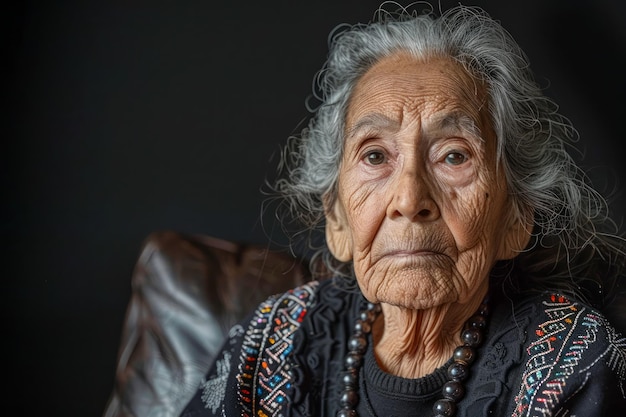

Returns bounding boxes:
[269,3,624,304]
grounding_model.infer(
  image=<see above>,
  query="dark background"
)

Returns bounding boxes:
[6,0,625,415]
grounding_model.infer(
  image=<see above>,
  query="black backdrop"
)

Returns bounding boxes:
[6,1,626,416]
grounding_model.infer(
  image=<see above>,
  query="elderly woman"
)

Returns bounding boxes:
[180,3,625,417]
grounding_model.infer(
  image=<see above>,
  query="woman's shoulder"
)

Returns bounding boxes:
[511,291,623,338]
[180,280,330,416]
[205,278,356,416]
[244,276,356,318]
[501,290,624,362]
[504,291,626,415]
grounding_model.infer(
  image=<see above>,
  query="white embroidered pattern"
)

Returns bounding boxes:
[602,321,626,397]
[200,350,232,413]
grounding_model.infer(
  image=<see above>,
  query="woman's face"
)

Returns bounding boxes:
[325,53,529,309]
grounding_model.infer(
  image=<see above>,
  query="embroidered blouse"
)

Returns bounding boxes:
[180,278,626,416]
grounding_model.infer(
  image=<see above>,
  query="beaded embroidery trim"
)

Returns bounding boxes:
[235,281,319,417]
[512,293,626,416]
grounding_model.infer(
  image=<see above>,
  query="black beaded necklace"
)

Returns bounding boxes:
[336,297,490,417]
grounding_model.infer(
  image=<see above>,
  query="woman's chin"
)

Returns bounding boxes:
[365,284,457,311]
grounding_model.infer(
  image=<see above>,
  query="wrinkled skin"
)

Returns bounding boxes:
[325,53,531,377]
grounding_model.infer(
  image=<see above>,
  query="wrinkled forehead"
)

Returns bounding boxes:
[344,52,493,140]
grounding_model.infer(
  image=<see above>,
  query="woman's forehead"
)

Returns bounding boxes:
[344,53,491,138]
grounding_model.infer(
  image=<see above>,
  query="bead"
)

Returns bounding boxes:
[341,370,358,388]
[344,353,363,370]
[442,380,465,401]
[348,335,367,354]
[359,310,376,322]
[354,320,371,334]
[339,389,359,407]
[467,314,487,329]
[461,327,483,347]
[477,302,489,316]
[433,398,457,416]
[336,409,357,417]
[447,361,469,381]
[453,345,476,365]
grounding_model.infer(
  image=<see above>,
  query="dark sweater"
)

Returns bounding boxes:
[181,277,626,416]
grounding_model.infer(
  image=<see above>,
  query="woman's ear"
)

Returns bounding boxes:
[324,195,353,262]
[497,206,534,260]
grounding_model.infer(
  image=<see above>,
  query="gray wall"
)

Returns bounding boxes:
[6,0,625,415]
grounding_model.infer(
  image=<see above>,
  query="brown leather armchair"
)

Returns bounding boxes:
[103,231,309,417]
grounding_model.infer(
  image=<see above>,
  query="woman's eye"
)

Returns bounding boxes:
[444,151,467,165]
[365,151,386,165]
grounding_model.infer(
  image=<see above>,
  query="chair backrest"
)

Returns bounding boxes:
[103,231,309,417]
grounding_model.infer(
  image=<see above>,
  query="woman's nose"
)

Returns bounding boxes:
[387,167,440,222]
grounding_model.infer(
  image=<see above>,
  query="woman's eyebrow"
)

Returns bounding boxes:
[345,113,400,140]
[430,112,482,139]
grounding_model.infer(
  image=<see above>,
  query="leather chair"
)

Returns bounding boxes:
[103,231,309,417]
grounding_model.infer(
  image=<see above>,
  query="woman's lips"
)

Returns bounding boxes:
[378,249,445,262]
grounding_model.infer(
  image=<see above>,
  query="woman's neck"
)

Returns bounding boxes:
[371,287,488,379]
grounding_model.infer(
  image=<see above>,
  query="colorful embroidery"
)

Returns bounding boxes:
[512,293,624,417]
[235,282,318,417]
